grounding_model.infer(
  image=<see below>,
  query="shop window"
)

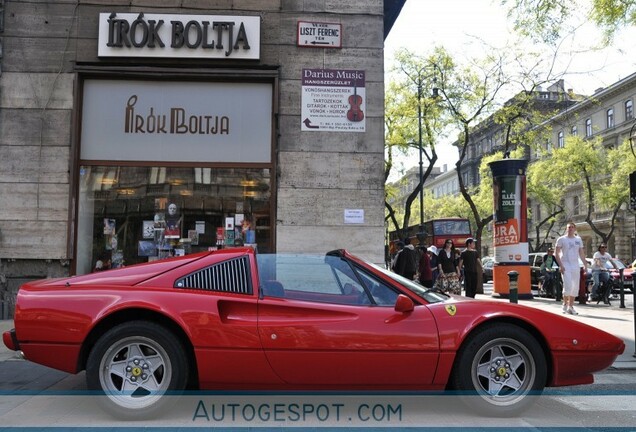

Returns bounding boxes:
[77,166,272,274]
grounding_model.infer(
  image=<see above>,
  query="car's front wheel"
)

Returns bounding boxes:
[450,323,547,417]
[86,321,189,419]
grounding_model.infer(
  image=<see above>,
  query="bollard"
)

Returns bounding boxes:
[619,268,626,309]
[508,271,519,304]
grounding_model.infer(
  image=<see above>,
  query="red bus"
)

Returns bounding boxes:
[389,218,472,253]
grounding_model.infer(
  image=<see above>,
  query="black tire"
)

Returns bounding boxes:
[450,323,547,417]
[86,321,189,420]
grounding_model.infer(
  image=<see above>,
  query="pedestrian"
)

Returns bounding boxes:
[391,241,404,272]
[591,243,612,301]
[540,247,560,299]
[394,237,417,279]
[459,238,481,298]
[418,245,433,288]
[428,245,439,285]
[554,222,588,315]
[436,239,461,294]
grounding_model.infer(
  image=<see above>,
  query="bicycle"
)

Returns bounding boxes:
[592,275,613,305]
[540,269,563,302]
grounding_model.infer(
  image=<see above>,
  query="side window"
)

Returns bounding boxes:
[354,269,400,306]
[256,254,399,306]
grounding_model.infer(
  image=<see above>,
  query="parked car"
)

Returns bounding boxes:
[481,257,494,282]
[3,248,624,419]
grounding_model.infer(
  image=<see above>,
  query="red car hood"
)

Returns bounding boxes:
[28,252,211,288]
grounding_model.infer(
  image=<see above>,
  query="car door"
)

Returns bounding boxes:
[256,254,440,386]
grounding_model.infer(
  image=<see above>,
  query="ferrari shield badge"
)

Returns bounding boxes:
[445,304,457,316]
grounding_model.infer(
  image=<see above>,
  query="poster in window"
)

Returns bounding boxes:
[165,202,181,238]
[138,240,157,257]
[103,218,116,235]
[188,229,199,245]
[143,221,155,239]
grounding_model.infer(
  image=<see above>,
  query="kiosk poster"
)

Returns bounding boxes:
[301,68,366,132]
[489,159,529,264]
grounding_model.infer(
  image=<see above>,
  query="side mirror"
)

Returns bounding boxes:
[394,294,414,313]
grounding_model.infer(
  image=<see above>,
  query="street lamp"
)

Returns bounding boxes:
[415,75,439,244]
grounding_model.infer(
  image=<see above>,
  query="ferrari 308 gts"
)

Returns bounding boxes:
[2,248,624,419]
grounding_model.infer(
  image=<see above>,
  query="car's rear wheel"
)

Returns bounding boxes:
[86,321,189,419]
[450,323,547,417]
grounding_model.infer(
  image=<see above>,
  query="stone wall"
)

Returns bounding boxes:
[0,0,388,315]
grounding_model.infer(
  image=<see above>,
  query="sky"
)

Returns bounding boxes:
[384,0,636,174]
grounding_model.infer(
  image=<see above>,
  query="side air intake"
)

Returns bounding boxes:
[174,256,252,294]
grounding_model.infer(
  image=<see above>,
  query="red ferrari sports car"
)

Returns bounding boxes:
[2,248,624,419]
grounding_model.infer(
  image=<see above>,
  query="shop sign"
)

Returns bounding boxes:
[98,13,260,59]
[301,68,366,132]
[297,21,342,48]
[81,80,272,163]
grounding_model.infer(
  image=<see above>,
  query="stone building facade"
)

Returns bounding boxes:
[0,0,405,317]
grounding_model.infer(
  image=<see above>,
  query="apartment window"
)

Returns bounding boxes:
[546,138,552,152]
[573,196,580,215]
[571,125,577,136]
[607,108,614,128]
[626,100,633,120]
[585,118,592,137]
[557,131,564,148]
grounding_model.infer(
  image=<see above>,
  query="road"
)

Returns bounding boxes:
[1,335,635,427]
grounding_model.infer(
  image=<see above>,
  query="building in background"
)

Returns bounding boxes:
[458,80,581,189]
[529,72,636,260]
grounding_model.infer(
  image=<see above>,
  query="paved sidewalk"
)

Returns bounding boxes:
[1,293,635,368]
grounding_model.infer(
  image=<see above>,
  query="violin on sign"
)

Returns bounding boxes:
[347,80,364,122]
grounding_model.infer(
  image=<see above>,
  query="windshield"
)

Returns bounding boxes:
[366,261,448,303]
[611,259,626,269]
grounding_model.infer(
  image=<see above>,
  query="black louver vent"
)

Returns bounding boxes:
[174,256,252,294]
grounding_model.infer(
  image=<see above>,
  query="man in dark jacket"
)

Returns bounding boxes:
[459,238,481,298]
[394,237,417,280]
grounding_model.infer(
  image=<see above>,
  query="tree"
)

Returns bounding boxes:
[527,154,566,251]
[531,135,634,247]
[430,47,509,247]
[384,49,448,239]
[504,0,636,43]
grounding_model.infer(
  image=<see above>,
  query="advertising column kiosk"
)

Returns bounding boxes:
[489,159,532,298]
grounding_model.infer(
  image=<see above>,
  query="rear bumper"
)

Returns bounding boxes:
[2,329,19,351]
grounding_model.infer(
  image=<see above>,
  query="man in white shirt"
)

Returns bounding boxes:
[555,222,588,315]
